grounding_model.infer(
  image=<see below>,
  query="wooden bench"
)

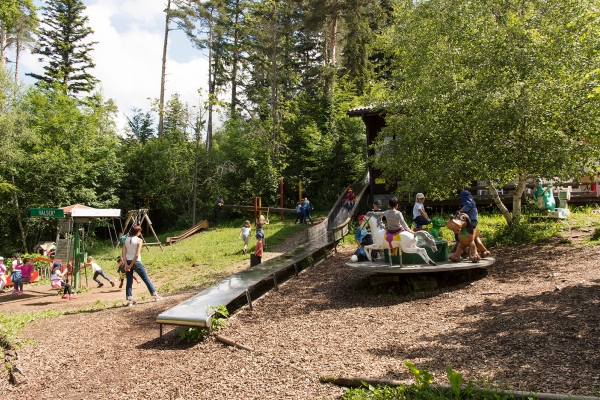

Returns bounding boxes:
[156,229,332,338]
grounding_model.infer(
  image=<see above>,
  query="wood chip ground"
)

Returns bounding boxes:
[1,230,599,399]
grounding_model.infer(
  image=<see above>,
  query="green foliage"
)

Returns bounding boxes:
[404,361,434,390]
[342,363,513,400]
[207,304,229,331]
[481,215,562,247]
[26,0,98,94]
[371,0,600,224]
[178,326,208,343]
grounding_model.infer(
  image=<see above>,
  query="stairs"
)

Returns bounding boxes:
[53,238,73,264]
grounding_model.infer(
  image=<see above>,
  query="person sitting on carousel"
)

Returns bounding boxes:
[368,197,414,248]
[353,215,377,261]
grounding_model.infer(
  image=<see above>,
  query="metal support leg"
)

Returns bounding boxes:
[272,274,278,291]
[246,289,253,310]
[294,263,298,276]
[160,324,163,339]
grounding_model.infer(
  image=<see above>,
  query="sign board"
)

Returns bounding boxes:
[30,208,65,218]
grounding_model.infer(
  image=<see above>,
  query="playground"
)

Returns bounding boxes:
[0,228,599,398]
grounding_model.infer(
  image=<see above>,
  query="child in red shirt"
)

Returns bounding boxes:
[254,234,264,264]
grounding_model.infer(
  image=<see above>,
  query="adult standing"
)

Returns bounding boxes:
[122,225,163,306]
[302,197,313,224]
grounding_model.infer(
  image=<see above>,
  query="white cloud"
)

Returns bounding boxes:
[17,0,210,135]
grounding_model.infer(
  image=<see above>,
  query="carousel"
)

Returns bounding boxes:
[346,212,495,275]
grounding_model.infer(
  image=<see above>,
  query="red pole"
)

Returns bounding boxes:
[279,178,284,220]
[254,197,258,225]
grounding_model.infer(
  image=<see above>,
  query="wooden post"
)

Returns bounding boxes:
[279,178,284,220]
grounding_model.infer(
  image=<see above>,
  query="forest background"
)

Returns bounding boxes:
[1,0,600,254]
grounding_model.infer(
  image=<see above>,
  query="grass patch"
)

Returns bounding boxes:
[81,214,312,294]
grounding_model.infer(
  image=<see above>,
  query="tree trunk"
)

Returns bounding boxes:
[1,22,7,69]
[511,173,528,223]
[487,178,513,226]
[230,0,240,116]
[12,176,28,253]
[270,1,278,162]
[192,120,201,226]
[206,16,214,151]
[329,4,338,64]
[14,38,21,83]
[158,0,172,137]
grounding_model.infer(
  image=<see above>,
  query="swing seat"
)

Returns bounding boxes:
[5,270,39,287]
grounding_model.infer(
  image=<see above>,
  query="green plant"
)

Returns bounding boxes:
[404,360,433,390]
[207,304,229,331]
[178,327,207,343]
[591,227,600,241]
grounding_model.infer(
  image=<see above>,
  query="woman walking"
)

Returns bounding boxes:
[122,225,163,306]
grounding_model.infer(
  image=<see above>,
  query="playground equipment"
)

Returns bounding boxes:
[446,212,491,263]
[31,204,121,289]
[166,220,209,245]
[122,209,164,251]
[356,213,438,267]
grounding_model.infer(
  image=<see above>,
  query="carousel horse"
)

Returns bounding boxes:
[446,212,491,263]
[354,213,438,266]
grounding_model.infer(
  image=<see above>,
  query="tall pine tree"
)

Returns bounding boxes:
[27,0,98,94]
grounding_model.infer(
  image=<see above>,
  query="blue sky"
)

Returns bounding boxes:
[15,0,211,132]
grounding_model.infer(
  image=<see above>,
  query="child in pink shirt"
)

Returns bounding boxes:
[13,257,34,295]
[0,256,6,293]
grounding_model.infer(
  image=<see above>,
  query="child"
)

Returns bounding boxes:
[256,214,269,246]
[12,257,34,295]
[118,231,129,245]
[294,202,303,224]
[413,193,431,230]
[369,197,413,237]
[254,233,264,264]
[458,190,478,227]
[344,188,356,211]
[116,256,140,288]
[238,220,252,255]
[50,262,76,300]
[0,256,6,294]
[84,256,115,288]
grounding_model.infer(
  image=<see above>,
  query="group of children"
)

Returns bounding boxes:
[353,190,480,258]
[0,251,139,300]
[238,214,268,263]
[0,254,36,295]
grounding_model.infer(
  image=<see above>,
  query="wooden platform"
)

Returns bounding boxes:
[345,257,495,274]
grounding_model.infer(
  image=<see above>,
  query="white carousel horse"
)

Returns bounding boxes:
[356,213,438,267]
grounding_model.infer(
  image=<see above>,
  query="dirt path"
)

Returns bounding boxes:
[0,228,309,314]
[1,230,600,399]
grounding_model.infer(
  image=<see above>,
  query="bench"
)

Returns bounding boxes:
[156,231,332,338]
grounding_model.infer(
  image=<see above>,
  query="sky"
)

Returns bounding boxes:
[13,0,211,133]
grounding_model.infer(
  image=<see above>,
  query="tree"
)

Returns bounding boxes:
[126,108,155,144]
[26,0,98,94]
[372,0,600,226]
[0,0,37,70]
